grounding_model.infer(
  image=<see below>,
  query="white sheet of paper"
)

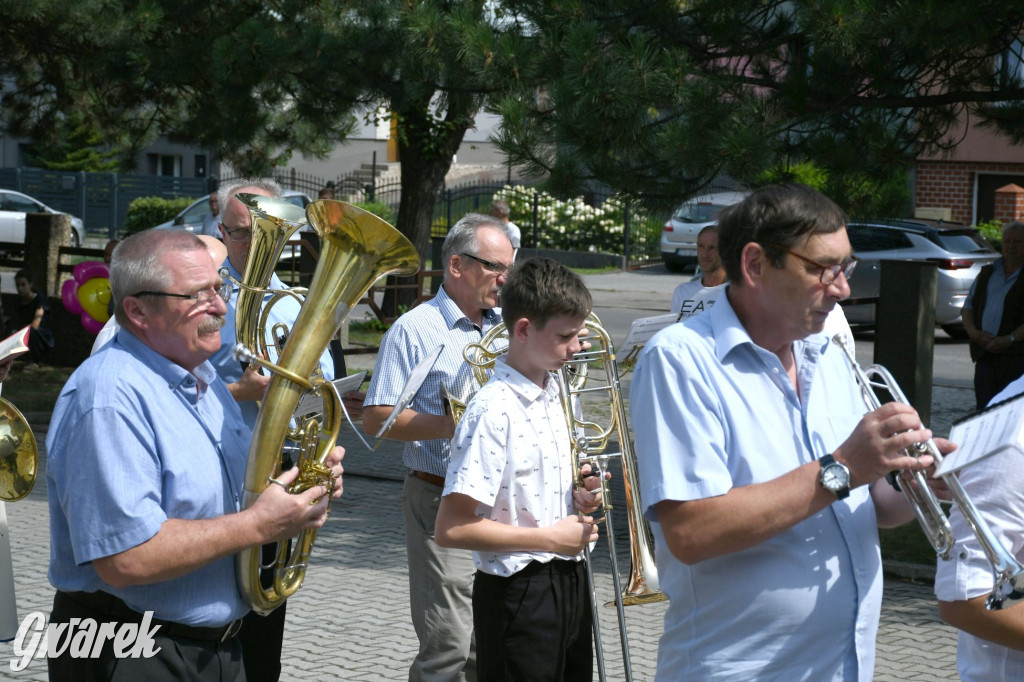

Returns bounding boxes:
[936,394,1024,476]
[619,314,677,361]
[375,344,444,439]
[293,371,367,419]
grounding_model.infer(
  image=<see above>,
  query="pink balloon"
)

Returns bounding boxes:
[61,279,84,315]
[73,261,109,283]
[81,314,105,335]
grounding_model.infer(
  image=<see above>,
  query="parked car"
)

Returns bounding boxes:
[843,219,1000,337]
[153,189,312,231]
[0,189,86,249]
[660,190,747,271]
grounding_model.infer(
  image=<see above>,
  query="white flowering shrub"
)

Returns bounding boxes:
[493,186,659,257]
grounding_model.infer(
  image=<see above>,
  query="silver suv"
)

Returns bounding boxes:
[660,191,747,271]
[843,219,999,337]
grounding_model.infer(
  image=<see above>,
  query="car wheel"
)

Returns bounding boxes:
[941,324,969,340]
[664,260,686,273]
[71,231,81,248]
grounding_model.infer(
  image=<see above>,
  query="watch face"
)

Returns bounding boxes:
[822,464,849,491]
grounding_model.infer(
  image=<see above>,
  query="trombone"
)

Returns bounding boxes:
[834,335,1024,610]
[557,316,665,682]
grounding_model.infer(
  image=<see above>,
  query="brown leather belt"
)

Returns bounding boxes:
[411,470,445,487]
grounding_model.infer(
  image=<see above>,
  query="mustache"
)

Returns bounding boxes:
[198,315,226,334]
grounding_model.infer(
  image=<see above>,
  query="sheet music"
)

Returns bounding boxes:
[619,314,677,365]
[375,344,444,439]
[936,394,1024,476]
[293,371,367,419]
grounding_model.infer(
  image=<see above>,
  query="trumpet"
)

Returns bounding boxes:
[834,335,1024,610]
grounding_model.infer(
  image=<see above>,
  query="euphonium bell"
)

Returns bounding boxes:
[230,193,309,359]
[236,199,419,614]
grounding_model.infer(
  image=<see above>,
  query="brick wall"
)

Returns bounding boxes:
[915,160,1024,224]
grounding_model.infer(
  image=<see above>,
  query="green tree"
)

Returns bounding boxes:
[492,0,1024,214]
[0,1,523,307]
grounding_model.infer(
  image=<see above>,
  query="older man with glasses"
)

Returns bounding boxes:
[211,178,346,682]
[45,228,343,680]
[630,183,955,681]
[363,212,514,682]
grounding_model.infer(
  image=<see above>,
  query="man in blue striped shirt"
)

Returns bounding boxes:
[364,213,513,682]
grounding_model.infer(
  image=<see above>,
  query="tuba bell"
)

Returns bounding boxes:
[235,199,420,614]
[0,397,36,503]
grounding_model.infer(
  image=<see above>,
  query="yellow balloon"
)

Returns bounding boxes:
[77,277,111,323]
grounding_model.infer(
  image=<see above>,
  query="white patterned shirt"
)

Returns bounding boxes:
[364,284,503,477]
[444,358,580,576]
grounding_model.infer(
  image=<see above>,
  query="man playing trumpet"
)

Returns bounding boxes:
[631,184,954,680]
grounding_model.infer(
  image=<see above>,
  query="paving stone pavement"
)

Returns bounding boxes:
[1,415,961,681]
[0,268,974,680]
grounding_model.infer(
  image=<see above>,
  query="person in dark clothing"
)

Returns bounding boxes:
[962,221,1024,408]
[12,269,54,366]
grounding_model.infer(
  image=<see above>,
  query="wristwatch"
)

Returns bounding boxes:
[819,454,851,500]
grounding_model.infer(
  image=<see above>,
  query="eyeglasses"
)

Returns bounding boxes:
[765,243,859,286]
[221,223,252,243]
[131,282,232,310]
[460,252,510,275]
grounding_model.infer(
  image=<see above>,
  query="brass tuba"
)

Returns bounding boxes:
[235,199,419,614]
[0,397,36,502]
[229,193,309,360]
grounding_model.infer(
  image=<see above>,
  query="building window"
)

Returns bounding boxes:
[195,154,207,178]
[997,38,1024,90]
[158,155,181,177]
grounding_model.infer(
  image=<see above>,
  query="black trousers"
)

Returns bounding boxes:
[238,541,288,682]
[473,560,593,682]
[47,591,245,682]
[238,602,286,682]
[974,354,1024,409]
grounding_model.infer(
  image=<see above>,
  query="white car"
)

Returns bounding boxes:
[660,190,747,271]
[154,189,312,231]
[0,189,86,249]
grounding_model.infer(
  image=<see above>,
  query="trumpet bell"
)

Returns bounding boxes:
[0,397,37,502]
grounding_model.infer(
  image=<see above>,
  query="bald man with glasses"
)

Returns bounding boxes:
[364,212,514,682]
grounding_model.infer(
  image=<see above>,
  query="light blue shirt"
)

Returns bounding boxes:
[965,257,1022,334]
[47,328,251,627]
[364,284,502,478]
[211,258,334,429]
[630,289,882,681]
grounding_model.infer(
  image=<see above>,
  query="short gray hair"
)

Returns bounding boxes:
[1003,220,1024,234]
[217,177,283,212]
[111,229,206,326]
[440,213,507,280]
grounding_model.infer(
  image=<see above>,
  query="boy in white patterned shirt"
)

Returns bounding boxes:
[436,257,603,681]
